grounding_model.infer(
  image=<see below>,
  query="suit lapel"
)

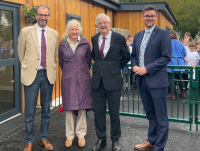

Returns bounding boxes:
[46,27,52,53]
[146,26,158,50]
[104,31,116,59]
[30,25,40,54]
[94,33,103,59]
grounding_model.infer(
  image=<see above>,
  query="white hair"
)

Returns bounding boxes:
[63,19,82,40]
[95,13,111,26]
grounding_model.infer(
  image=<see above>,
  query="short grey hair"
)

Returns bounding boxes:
[95,13,111,26]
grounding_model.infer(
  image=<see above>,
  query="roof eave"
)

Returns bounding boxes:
[92,0,120,10]
[118,1,177,25]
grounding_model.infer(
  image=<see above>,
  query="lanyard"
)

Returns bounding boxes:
[63,40,79,61]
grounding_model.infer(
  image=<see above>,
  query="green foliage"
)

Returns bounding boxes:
[116,0,200,38]
[0,10,12,41]
[22,4,37,23]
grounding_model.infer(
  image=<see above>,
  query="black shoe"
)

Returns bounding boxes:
[112,141,121,151]
[92,139,106,151]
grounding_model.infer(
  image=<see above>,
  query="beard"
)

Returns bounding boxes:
[37,19,48,27]
[144,21,155,29]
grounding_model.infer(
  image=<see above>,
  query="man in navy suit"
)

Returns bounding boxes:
[131,5,172,151]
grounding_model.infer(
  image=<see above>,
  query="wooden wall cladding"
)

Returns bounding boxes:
[114,10,173,38]
[3,0,113,110]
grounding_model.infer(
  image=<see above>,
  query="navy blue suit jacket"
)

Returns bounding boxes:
[131,26,172,88]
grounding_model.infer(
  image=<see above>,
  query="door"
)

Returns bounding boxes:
[0,1,21,122]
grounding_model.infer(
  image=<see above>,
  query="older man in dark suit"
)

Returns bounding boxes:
[91,13,130,151]
[131,5,172,151]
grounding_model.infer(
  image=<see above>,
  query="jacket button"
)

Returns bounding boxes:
[36,68,37,70]
[38,58,39,60]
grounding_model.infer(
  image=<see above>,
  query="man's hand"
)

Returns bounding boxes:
[132,66,140,73]
[135,67,147,76]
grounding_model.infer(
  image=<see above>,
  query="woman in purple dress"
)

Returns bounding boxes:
[58,19,93,148]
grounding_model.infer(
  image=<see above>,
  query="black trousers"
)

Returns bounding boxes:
[92,78,121,141]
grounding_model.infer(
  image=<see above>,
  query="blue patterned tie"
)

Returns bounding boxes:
[139,31,150,67]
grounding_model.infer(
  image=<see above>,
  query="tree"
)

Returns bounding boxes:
[0,10,13,41]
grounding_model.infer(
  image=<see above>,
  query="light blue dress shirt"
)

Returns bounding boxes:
[139,25,155,67]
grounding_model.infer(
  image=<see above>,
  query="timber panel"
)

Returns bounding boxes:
[114,10,174,39]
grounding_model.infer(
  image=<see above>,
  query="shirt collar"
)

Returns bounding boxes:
[99,30,112,39]
[145,25,155,34]
[36,23,47,32]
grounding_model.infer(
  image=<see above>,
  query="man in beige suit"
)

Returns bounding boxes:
[18,5,58,151]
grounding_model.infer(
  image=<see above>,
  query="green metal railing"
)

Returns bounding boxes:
[39,60,200,131]
[103,64,196,131]
[195,66,200,131]
[167,65,194,130]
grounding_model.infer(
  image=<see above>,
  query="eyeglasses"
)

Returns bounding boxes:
[143,15,157,19]
[97,21,109,26]
[37,14,49,18]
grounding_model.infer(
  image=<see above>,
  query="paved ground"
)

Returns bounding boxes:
[0,86,200,151]
[0,106,200,151]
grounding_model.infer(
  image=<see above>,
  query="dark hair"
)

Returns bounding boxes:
[169,30,178,40]
[189,42,196,48]
[127,34,133,38]
[183,32,194,42]
[36,5,50,15]
[125,37,130,41]
[143,5,158,16]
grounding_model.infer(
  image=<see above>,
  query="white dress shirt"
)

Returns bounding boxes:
[98,30,112,57]
[36,23,47,70]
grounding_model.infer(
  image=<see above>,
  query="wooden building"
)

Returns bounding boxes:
[0,0,176,122]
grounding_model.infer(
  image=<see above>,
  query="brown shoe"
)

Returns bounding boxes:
[65,139,73,147]
[134,141,154,150]
[78,138,85,147]
[40,140,53,150]
[23,143,33,151]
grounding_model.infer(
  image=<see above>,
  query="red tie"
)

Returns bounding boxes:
[41,29,46,68]
[100,37,106,76]
[100,37,106,59]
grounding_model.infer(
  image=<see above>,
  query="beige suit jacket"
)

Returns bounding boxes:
[18,25,59,86]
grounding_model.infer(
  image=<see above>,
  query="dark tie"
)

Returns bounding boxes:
[41,29,46,68]
[99,37,106,59]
